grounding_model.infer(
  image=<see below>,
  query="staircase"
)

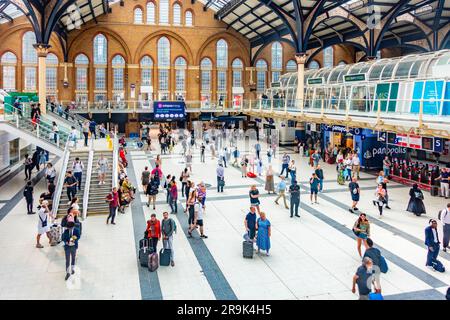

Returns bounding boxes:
[87,151,114,215]
[56,151,89,218]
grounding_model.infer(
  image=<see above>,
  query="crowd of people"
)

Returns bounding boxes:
[17,117,450,298]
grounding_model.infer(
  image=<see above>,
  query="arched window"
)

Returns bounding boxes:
[216,39,228,103]
[45,53,59,99]
[157,37,170,97]
[93,34,107,102]
[185,10,193,26]
[173,3,181,25]
[286,60,297,73]
[74,54,89,103]
[134,7,143,24]
[147,2,155,24]
[22,31,37,64]
[22,31,37,92]
[271,41,282,82]
[1,52,17,91]
[216,39,228,68]
[323,46,333,68]
[174,57,186,94]
[200,58,212,92]
[256,59,267,92]
[112,55,125,93]
[140,55,153,86]
[112,55,125,102]
[159,0,169,24]
[308,60,320,70]
[93,34,107,65]
[232,58,243,87]
[337,60,346,66]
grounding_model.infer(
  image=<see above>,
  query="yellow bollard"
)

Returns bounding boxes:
[108,139,113,150]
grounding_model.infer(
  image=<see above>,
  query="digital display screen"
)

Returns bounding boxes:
[153,101,186,121]
[422,137,433,151]
[387,132,396,144]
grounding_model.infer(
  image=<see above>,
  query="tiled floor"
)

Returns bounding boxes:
[0,135,449,300]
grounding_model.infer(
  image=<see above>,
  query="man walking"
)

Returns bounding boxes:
[352,153,361,179]
[106,187,119,225]
[348,177,360,213]
[425,219,440,269]
[440,203,450,252]
[280,153,290,178]
[188,196,208,239]
[274,176,289,209]
[309,173,320,204]
[289,180,301,218]
[436,168,449,199]
[161,211,176,267]
[200,143,206,163]
[352,257,375,300]
[72,157,84,192]
[23,181,35,215]
[315,165,324,192]
[64,171,78,203]
[62,221,81,281]
[312,150,321,168]
[216,163,225,193]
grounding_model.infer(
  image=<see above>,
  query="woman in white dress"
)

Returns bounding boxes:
[36,201,51,248]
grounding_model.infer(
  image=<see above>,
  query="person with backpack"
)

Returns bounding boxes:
[146,175,159,210]
[216,163,225,193]
[353,213,370,257]
[62,221,81,281]
[36,201,51,248]
[425,219,441,271]
[146,214,161,253]
[72,157,84,191]
[161,211,176,267]
[440,203,450,252]
[407,184,426,216]
[363,238,384,293]
[151,164,163,184]
[23,181,35,215]
[106,187,119,225]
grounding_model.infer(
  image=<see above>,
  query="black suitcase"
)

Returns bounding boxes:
[243,241,254,259]
[159,248,171,266]
[138,239,154,267]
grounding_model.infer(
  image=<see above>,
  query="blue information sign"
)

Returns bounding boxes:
[434,137,443,153]
[153,101,186,121]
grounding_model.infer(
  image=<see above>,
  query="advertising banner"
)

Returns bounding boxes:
[408,134,422,149]
[153,101,186,121]
[411,80,444,115]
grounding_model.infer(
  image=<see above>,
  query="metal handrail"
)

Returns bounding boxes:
[51,139,71,219]
[112,133,119,190]
[82,144,94,220]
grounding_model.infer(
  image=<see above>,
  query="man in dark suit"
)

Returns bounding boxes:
[62,221,81,281]
[425,219,440,268]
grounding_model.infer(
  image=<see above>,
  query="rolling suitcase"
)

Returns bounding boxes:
[243,241,254,259]
[430,186,439,197]
[148,252,159,272]
[138,239,153,267]
[49,224,62,246]
[159,248,171,266]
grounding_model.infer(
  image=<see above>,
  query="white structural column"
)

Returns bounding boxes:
[35,44,50,114]
[295,53,307,112]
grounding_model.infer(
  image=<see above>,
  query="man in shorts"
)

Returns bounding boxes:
[309,172,320,204]
[188,196,208,239]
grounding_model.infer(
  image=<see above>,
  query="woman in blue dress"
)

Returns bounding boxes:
[256,212,271,256]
